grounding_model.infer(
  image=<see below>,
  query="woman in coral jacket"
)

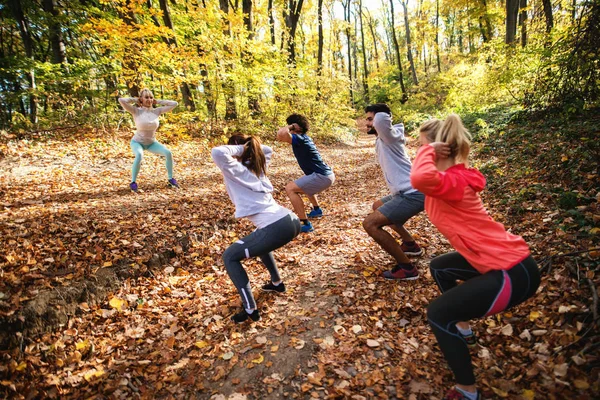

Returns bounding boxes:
[410,115,541,400]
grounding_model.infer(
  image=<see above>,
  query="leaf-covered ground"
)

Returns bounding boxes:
[0,120,598,399]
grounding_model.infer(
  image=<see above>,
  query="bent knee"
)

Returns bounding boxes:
[426,299,447,325]
[223,243,244,263]
[285,182,300,194]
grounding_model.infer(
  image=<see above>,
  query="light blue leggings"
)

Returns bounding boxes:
[130,139,173,182]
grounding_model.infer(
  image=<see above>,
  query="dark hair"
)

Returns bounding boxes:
[365,103,391,115]
[286,113,310,134]
[228,134,251,145]
[228,135,267,177]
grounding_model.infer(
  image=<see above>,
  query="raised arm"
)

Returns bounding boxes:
[373,112,405,145]
[118,97,138,115]
[276,126,293,144]
[154,100,178,114]
[411,145,478,201]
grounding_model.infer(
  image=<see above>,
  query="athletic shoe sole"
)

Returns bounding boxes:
[403,250,423,256]
[260,287,285,293]
[383,275,419,281]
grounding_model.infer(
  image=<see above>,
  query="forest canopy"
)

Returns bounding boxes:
[0,0,598,135]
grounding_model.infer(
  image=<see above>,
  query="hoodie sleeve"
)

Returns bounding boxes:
[373,112,405,145]
[262,145,273,166]
[411,145,472,201]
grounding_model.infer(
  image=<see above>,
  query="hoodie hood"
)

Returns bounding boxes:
[449,164,486,193]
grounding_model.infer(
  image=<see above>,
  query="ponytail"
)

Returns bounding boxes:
[240,136,267,177]
[436,114,472,165]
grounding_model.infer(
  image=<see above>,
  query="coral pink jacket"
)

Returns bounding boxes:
[411,145,530,273]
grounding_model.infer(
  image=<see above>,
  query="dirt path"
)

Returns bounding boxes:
[0,132,595,399]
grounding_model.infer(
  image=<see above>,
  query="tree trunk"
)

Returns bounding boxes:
[343,0,353,105]
[358,0,369,102]
[479,0,493,42]
[219,0,237,120]
[389,0,407,101]
[242,0,261,115]
[366,10,380,70]
[147,0,171,45]
[119,0,141,97]
[519,0,527,47]
[268,0,275,45]
[10,0,37,122]
[401,0,418,85]
[542,0,554,34]
[158,0,195,111]
[284,0,304,64]
[42,0,67,64]
[435,0,441,72]
[506,0,519,44]
[316,0,324,99]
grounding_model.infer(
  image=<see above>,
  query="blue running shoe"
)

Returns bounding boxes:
[301,222,314,233]
[307,208,323,218]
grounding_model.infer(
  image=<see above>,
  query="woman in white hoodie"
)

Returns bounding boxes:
[212,134,301,323]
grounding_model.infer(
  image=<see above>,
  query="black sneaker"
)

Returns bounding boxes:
[231,309,260,324]
[261,282,286,293]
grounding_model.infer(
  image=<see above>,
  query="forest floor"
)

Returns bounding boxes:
[0,115,598,399]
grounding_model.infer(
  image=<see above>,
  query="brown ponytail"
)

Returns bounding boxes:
[436,114,472,165]
[239,136,267,177]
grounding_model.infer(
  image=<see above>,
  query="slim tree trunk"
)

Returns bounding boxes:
[506,0,519,44]
[401,0,418,84]
[219,0,237,120]
[358,0,369,102]
[284,0,304,64]
[388,0,407,101]
[10,0,37,122]
[366,10,380,70]
[268,0,275,45]
[519,0,527,47]
[435,0,441,72]
[242,0,261,115]
[316,0,324,99]
[343,0,353,104]
[42,0,67,64]
[158,0,195,110]
[542,0,554,33]
[479,0,493,42]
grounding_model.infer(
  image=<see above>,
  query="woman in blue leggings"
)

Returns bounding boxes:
[212,135,301,323]
[119,88,179,192]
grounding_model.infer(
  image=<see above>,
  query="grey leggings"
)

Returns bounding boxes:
[222,214,301,310]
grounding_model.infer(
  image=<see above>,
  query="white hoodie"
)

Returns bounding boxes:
[211,145,290,228]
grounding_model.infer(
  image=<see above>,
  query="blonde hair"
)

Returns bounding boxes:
[436,114,472,164]
[138,88,154,106]
[419,118,442,143]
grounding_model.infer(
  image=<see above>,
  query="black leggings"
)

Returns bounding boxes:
[427,252,540,385]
